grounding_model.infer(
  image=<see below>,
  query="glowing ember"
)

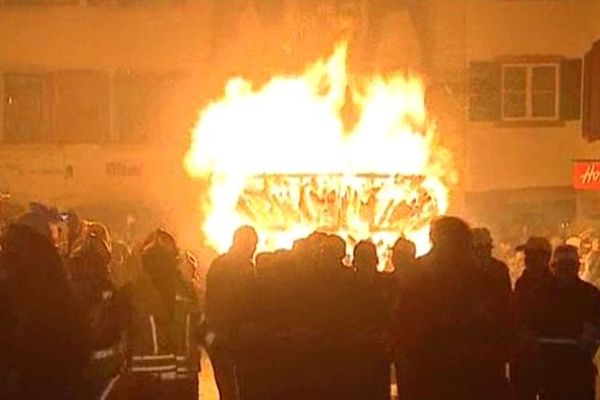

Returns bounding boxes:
[185,43,453,267]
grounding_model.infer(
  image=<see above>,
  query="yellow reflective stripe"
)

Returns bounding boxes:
[131,365,176,373]
[132,354,175,361]
[185,313,191,355]
[149,315,158,354]
[99,374,121,400]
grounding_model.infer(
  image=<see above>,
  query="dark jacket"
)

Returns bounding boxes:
[513,267,554,332]
[535,277,600,363]
[393,248,494,400]
[1,225,88,400]
[205,253,255,345]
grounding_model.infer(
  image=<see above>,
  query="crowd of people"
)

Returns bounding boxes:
[206,221,600,400]
[0,203,203,400]
[1,201,600,400]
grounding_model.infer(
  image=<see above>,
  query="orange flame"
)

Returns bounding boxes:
[185,43,453,268]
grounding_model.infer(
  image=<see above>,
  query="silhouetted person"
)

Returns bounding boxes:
[307,231,328,267]
[67,226,127,400]
[583,237,600,286]
[180,250,204,308]
[471,227,512,399]
[269,249,309,400]
[0,248,12,398]
[535,245,600,400]
[124,229,202,400]
[393,216,492,400]
[388,236,417,308]
[206,226,258,400]
[316,234,350,320]
[391,237,416,274]
[110,239,132,288]
[236,249,302,400]
[234,252,274,400]
[322,234,347,270]
[347,240,390,400]
[65,210,83,255]
[305,234,352,400]
[511,236,553,400]
[0,208,87,400]
[389,237,416,400]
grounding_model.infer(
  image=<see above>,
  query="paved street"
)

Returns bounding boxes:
[199,352,219,400]
[197,353,401,400]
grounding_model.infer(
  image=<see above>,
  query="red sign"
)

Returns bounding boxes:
[573,161,600,190]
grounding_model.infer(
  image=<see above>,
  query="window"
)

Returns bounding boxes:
[1,68,179,144]
[114,71,175,143]
[3,74,46,143]
[501,63,559,121]
[469,58,581,124]
[53,70,110,143]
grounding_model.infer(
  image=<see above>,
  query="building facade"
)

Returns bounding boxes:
[457,0,600,235]
[0,0,599,240]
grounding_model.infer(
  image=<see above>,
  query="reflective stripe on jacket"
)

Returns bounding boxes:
[126,272,201,380]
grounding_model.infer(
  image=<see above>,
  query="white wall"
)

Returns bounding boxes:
[463,0,600,193]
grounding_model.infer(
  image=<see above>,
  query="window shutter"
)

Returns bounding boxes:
[52,70,110,143]
[560,58,582,121]
[3,74,44,143]
[583,51,590,136]
[583,40,600,142]
[468,62,501,121]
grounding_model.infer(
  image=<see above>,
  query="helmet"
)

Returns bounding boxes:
[142,228,179,259]
[143,228,177,253]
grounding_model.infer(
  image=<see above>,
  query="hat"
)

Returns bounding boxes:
[553,244,580,265]
[472,228,493,247]
[70,233,111,264]
[515,236,552,254]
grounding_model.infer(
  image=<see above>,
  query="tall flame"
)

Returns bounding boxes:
[185,43,453,267]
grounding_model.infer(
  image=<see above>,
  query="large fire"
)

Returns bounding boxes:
[185,43,453,268]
